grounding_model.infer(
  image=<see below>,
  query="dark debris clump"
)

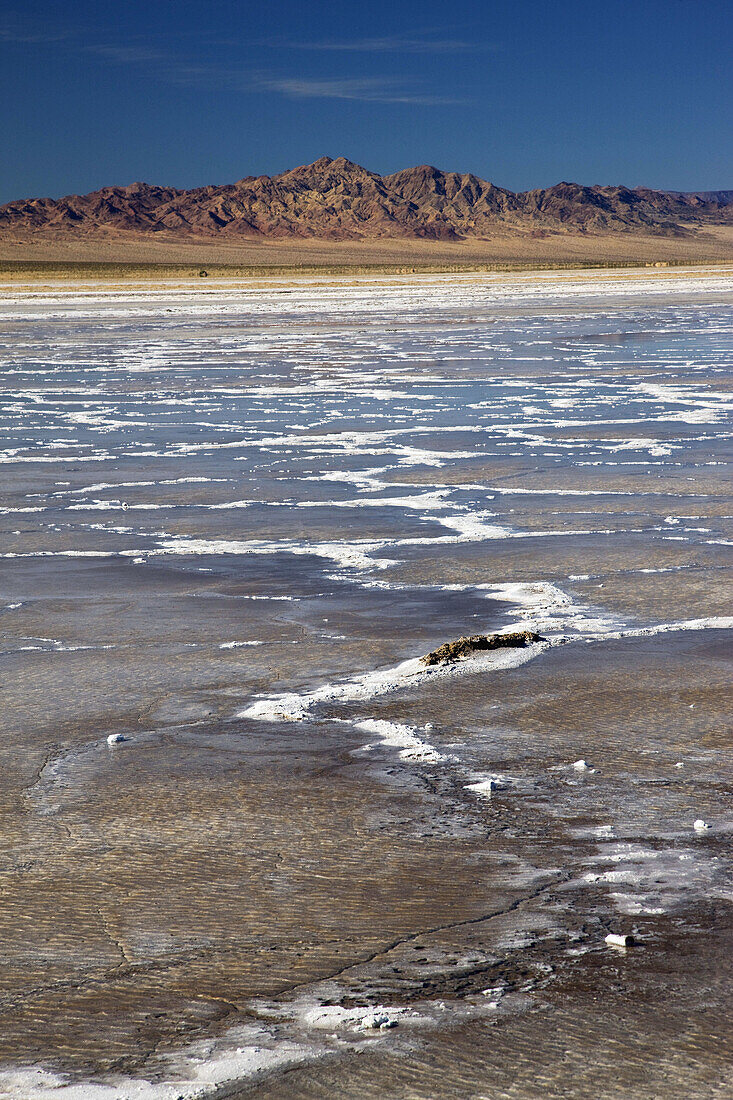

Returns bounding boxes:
[421,630,544,666]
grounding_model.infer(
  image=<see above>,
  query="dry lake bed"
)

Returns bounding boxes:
[0,266,731,1098]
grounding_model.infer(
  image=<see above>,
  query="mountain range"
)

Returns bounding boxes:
[2,157,732,242]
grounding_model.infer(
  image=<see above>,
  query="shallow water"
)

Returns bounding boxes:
[0,268,731,1098]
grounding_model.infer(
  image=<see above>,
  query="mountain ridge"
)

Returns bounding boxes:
[2,156,732,242]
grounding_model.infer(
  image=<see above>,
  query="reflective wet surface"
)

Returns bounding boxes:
[0,268,731,1098]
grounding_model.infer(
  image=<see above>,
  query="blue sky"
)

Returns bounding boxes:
[1,0,731,202]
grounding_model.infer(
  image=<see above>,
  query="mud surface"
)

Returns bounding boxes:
[0,268,730,1098]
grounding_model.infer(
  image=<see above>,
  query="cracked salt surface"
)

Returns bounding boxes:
[2,270,732,1099]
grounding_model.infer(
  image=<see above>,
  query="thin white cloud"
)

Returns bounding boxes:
[84,44,168,65]
[257,77,464,104]
[0,15,467,105]
[0,24,69,44]
[277,35,488,54]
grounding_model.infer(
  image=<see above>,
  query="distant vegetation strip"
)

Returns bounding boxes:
[0,259,705,281]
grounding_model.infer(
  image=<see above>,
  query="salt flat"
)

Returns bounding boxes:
[0,267,730,1098]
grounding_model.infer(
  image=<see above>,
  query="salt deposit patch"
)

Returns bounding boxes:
[240,641,546,725]
[464,774,513,796]
[355,719,452,763]
[579,842,728,915]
